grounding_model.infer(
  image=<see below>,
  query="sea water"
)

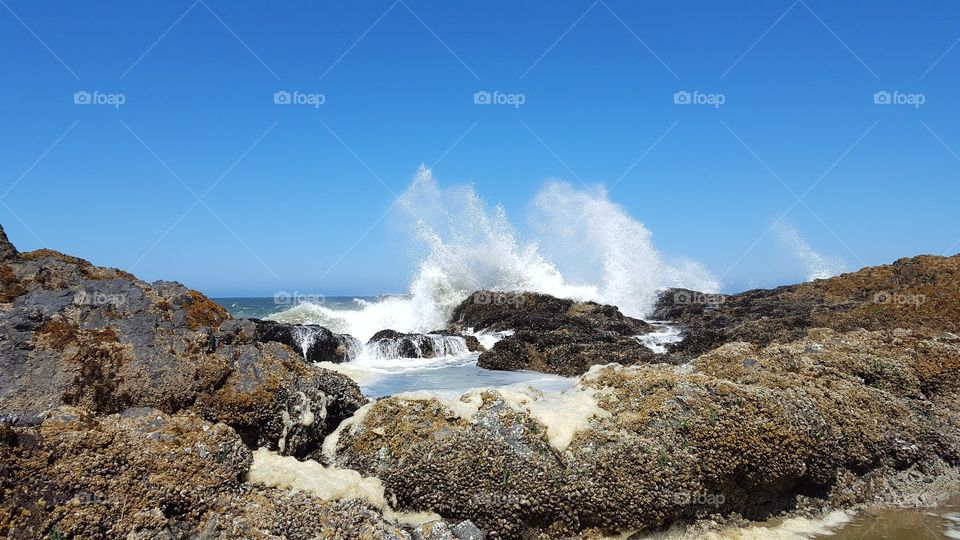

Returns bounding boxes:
[214,297,577,396]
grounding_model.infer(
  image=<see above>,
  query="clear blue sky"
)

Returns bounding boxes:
[1,1,958,296]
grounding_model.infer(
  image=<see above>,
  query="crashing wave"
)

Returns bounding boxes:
[269,166,720,340]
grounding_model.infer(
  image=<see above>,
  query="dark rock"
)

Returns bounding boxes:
[250,319,360,363]
[0,224,17,262]
[451,291,651,335]
[450,291,655,376]
[478,330,655,376]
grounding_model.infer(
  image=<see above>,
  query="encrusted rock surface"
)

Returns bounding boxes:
[0,405,428,539]
[451,291,655,376]
[0,225,467,539]
[328,328,960,538]
[3,224,960,540]
[0,227,363,459]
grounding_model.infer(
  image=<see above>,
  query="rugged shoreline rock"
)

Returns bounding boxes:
[0,228,367,458]
[327,327,960,538]
[3,224,960,539]
[0,225,490,539]
[652,254,960,358]
[450,291,656,376]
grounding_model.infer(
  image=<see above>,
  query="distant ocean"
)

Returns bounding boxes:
[213,296,378,321]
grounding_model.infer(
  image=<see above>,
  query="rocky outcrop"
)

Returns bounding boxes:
[249,319,360,363]
[5,224,960,540]
[0,228,362,459]
[0,225,17,262]
[327,327,960,538]
[653,254,960,358]
[0,226,488,538]
[450,291,656,376]
[0,405,433,539]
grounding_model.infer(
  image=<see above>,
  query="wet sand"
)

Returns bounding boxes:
[828,499,960,540]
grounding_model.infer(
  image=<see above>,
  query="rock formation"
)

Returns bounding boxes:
[450,291,656,376]
[3,223,959,539]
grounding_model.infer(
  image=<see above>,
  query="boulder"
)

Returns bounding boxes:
[0,237,363,459]
[249,319,360,363]
[449,291,655,376]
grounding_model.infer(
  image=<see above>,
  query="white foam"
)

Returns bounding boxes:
[945,511,960,539]
[495,385,611,452]
[637,323,684,354]
[247,448,438,526]
[372,384,609,452]
[248,448,386,505]
[465,328,513,350]
[365,334,470,360]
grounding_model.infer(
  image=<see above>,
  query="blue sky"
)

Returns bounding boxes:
[1,1,958,296]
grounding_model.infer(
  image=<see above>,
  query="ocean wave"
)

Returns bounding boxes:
[269,166,719,341]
